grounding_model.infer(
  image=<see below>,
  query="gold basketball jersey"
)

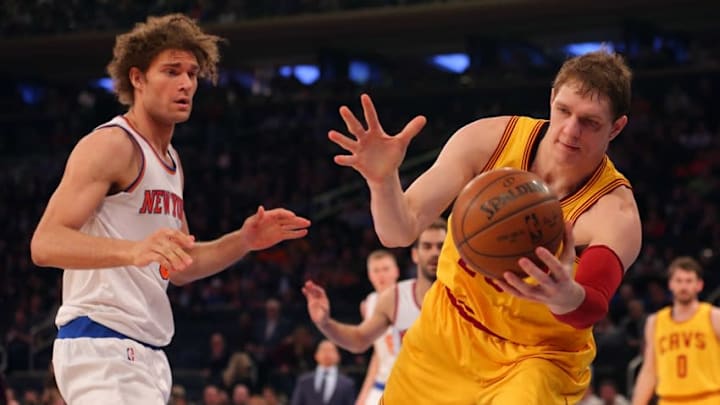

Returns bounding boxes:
[437,116,631,350]
[654,303,720,400]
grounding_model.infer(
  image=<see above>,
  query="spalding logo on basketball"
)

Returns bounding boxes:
[451,168,564,279]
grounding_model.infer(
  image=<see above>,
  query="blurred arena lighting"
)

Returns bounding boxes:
[17,83,45,105]
[277,64,321,85]
[278,65,293,78]
[564,42,613,56]
[294,65,320,85]
[430,53,470,74]
[90,77,114,93]
[348,60,371,85]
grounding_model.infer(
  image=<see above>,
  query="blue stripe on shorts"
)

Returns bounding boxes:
[57,316,163,351]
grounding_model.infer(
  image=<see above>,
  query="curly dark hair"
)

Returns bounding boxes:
[107,14,224,106]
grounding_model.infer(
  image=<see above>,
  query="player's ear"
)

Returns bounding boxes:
[608,115,628,141]
[411,247,419,265]
[129,67,145,91]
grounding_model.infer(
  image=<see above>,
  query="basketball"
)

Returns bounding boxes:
[451,168,564,279]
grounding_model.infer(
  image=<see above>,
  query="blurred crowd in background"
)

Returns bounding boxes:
[1,1,720,404]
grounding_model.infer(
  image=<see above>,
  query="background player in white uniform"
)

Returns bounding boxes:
[302,219,446,404]
[30,14,310,405]
[357,250,399,405]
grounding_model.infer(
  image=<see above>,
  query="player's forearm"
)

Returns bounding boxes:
[631,368,656,405]
[171,229,251,285]
[31,225,135,269]
[316,319,374,354]
[368,174,418,247]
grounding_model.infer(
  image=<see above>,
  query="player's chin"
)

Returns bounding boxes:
[170,111,192,123]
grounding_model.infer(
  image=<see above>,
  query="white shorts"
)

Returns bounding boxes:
[365,385,384,405]
[53,337,171,405]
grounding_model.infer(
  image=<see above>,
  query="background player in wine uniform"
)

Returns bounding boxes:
[328,50,642,404]
[632,257,720,405]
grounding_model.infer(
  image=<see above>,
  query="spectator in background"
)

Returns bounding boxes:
[169,385,189,405]
[598,380,630,405]
[206,332,232,384]
[290,340,355,405]
[5,310,31,373]
[231,383,250,405]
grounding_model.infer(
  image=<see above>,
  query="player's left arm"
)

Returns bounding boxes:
[552,186,642,327]
[711,307,720,341]
[168,205,310,285]
[497,186,641,328]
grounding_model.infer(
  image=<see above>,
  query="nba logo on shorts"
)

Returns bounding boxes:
[126,347,135,362]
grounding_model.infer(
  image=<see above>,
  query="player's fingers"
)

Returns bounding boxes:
[339,105,366,136]
[360,94,385,133]
[263,208,310,226]
[282,217,311,228]
[304,280,323,296]
[328,130,358,152]
[282,229,309,240]
[536,247,570,283]
[164,237,193,266]
[333,155,357,167]
[502,272,542,299]
[167,232,195,251]
[493,278,525,297]
[518,257,554,286]
[398,115,427,142]
[154,241,190,270]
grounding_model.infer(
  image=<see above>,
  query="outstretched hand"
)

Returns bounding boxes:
[494,222,586,314]
[240,206,310,252]
[302,280,331,327]
[329,93,427,184]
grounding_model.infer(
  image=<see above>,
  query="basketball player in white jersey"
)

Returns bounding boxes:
[30,14,310,405]
[302,219,446,404]
[357,250,399,405]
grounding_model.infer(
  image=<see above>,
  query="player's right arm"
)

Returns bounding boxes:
[632,314,658,405]
[302,280,394,353]
[329,94,508,247]
[355,352,379,405]
[30,128,193,271]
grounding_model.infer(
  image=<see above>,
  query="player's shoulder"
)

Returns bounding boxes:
[396,278,416,290]
[67,124,139,177]
[455,115,513,136]
[644,312,658,332]
[296,371,315,382]
[76,125,136,156]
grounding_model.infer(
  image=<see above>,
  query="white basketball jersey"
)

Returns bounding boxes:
[55,116,184,347]
[391,279,422,355]
[364,291,396,384]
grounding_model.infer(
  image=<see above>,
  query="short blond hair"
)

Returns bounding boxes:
[553,49,632,120]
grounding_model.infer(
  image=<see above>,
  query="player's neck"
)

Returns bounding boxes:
[531,143,600,200]
[672,299,700,321]
[415,273,433,307]
[125,107,174,155]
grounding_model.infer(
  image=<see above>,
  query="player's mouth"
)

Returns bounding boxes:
[174,98,191,110]
[558,141,580,152]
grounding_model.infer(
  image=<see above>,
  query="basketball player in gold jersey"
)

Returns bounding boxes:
[632,257,720,405]
[327,50,642,404]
